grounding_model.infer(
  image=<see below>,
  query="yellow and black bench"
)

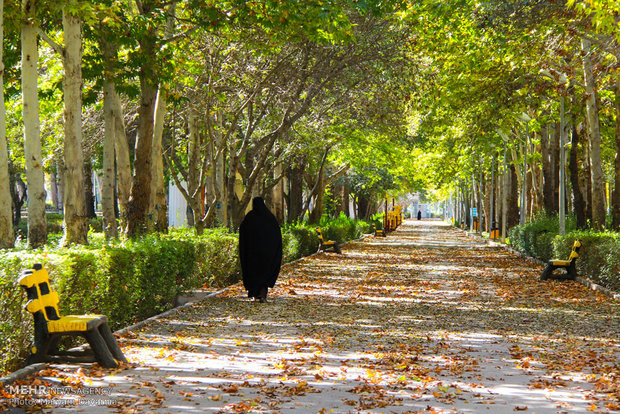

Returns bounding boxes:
[19,264,127,368]
[316,228,341,253]
[373,223,385,237]
[385,212,396,233]
[539,240,582,281]
[394,206,403,226]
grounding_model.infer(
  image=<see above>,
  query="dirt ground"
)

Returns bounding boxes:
[2,219,619,413]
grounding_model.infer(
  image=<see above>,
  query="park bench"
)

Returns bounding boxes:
[394,206,403,226]
[316,228,341,253]
[385,212,396,232]
[539,239,582,281]
[373,223,385,237]
[19,264,127,368]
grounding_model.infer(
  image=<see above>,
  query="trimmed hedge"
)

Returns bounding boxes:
[508,213,576,262]
[0,217,371,374]
[554,231,620,291]
[0,229,240,374]
[508,214,620,292]
[282,214,371,262]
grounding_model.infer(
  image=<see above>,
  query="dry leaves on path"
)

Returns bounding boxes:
[2,220,619,413]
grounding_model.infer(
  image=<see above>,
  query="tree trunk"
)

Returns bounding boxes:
[9,172,25,227]
[60,8,88,245]
[507,164,520,230]
[176,111,215,233]
[55,158,64,211]
[0,0,13,248]
[500,153,508,240]
[127,75,158,237]
[49,169,60,211]
[529,137,541,216]
[110,84,131,232]
[495,163,501,229]
[483,175,491,232]
[102,76,118,239]
[569,84,587,229]
[569,124,587,229]
[21,0,46,247]
[581,134,593,223]
[227,165,242,229]
[338,182,350,217]
[83,158,96,219]
[309,168,325,224]
[613,73,620,230]
[541,125,552,213]
[272,163,284,224]
[150,88,168,232]
[582,38,606,229]
[216,144,227,226]
[287,161,304,223]
[149,2,175,233]
[549,124,560,213]
[187,113,201,212]
[358,195,370,220]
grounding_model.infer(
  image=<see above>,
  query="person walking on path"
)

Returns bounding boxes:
[239,197,283,303]
[417,210,422,220]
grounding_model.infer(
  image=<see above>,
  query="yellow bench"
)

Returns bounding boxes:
[316,228,341,253]
[394,206,402,226]
[385,212,396,232]
[19,264,127,368]
[373,223,385,237]
[539,240,582,281]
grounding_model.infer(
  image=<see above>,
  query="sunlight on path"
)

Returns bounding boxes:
[8,220,620,413]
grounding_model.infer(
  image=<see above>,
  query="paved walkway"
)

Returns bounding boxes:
[4,220,620,413]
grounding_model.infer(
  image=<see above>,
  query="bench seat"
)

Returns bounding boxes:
[540,240,581,281]
[316,228,341,254]
[47,315,107,333]
[19,265,127,368]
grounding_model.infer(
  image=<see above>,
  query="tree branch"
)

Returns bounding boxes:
[36,27,63,55]
[160,25,200,46]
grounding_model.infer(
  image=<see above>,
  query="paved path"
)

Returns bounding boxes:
[4,220,620,413]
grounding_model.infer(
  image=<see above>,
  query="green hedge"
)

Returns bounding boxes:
[554,231,620,291]
[1,216,371,374]
[508,213,577,262]
[321,213,370,243]
[508,214,620,292]
[282,225,319,262]
[0,229,240,374]
[282,214,371,262]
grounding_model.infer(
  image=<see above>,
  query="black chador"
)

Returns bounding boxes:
[239,197,283,302]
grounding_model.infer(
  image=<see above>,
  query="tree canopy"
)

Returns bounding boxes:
[2,0,620,247]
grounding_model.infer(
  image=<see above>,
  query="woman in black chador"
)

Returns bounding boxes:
[239,197,283,303]
[417,210,422,220]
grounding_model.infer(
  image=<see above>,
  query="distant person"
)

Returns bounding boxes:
[417,210,422,220]
[239,197,283,303]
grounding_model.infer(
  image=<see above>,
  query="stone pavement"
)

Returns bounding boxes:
[4,220,620,413]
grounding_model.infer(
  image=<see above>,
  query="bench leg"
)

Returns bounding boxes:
[98,323,128,363]
[85,329,118,368]
[566,262,577,280]
[539,263,553,281]
[45,334,63,357]
[27,319,53,364]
